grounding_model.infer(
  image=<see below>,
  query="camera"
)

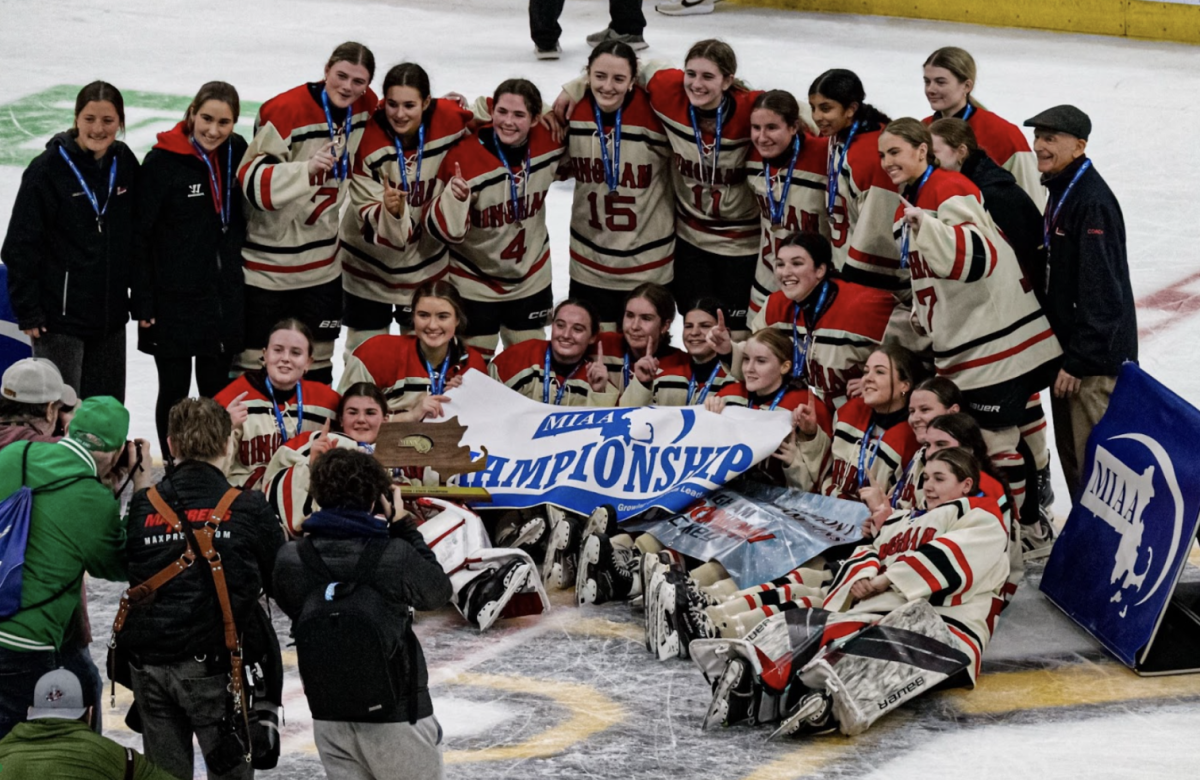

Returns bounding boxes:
[203,711,252,775]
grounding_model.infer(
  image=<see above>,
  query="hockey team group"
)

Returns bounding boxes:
[0,17,1137,780]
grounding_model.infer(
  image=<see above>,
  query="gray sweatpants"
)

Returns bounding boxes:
[314,715,444,780]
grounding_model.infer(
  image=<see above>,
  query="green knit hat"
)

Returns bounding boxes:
[68,396,130,451]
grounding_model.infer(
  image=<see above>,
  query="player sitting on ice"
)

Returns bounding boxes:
[685,447,1009,738]
[262,382,548,631]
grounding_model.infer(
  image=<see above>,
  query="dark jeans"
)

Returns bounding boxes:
[32,328,126,402]
[129,657,252,780]
[0,643,103,740]
[529,0,645,47]
[153,353,233,461]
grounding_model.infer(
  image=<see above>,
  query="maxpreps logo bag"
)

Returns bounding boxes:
[438,371,792,520]
[1041,363,1200,670]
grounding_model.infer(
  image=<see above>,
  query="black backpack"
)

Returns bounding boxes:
[294,538,418,723]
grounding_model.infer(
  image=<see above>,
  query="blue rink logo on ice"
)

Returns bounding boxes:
[442,372,791,521]
[1041,363,1200,669]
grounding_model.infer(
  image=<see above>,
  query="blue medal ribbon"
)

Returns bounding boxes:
[622,352,632,390]
[899,166,935,269]
[422,349,452,396]
[264,377,303,443]
[961,103,975,121]
[764,385,787,411]
[686,362,721,406]
[890,453,918,509]
[392,122,425,192]
[826,121,860,218]
[790,280,831,381]
[592,102,622,194]
[58,145,117,233]
[1042,159,1092,294]
[320,89,352,182]
[190,137,233,232]
[488,133,530,225]
[543,345,584,406]
[688,101,724,188]
[856,421,882,490]
[764,135,800,227]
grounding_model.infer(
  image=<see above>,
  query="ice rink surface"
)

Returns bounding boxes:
[2,0,1200,777]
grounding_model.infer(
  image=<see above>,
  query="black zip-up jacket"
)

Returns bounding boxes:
[131,123,248,357]
[1,132,138,338]
[273,509,452,722]
[1039,156,1137,377]
[120,461,285,664]
[959,149,1043,282]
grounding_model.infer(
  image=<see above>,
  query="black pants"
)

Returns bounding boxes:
[669,239,758,332]
[153,353,233,460]
[343,290,413,331]
[569,279,631,327]
[529,0,646,47]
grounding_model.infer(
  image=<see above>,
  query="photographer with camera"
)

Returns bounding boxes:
[273,447,452,780]
[117,398,284,780]
[0,396,150,740]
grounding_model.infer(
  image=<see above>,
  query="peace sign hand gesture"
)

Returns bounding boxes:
[705,308,733,356]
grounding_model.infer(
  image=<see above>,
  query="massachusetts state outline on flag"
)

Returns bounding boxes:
[434,371,793,520]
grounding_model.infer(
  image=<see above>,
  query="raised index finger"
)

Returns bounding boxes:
[232,391,249,405]
[454,162,463,179]
[716,308,725,330]
[596,341,604,363]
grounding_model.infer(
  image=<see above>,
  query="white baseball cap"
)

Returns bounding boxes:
[27,669,87,720]
[1,358,78,406]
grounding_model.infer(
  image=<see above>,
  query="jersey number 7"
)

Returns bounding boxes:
[305,187,340,226]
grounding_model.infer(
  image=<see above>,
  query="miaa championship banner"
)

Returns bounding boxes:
[624,481,869,589]
[438,371,792,521]
[1041,363,1200,675]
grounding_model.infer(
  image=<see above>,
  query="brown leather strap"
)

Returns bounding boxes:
[110,487,196,636]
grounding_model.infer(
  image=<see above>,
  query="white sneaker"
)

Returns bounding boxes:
[535,43,562,60]
[655,0,715,16]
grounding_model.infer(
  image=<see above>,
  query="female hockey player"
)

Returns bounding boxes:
[617,297,740,407]
[710,231,895,411]
[921,46,1045,209]
[871,375,964,511]
[263,382,549,632]
[744,90,828,314]
[692,447,1010,739]
[793,344,922,501]
[806,70,900,292]
[214,318,340,489]
[592,282,685,398]
[489,298,617,407]
[1,81,138,401]
[338,62,474,357]
[877,118,1060,517]
[132,81,247,460]
[555,39,764,336]
[563,40,676,328]
[425,79,565,359]
[236,41,377,383]
[338,279,487,415]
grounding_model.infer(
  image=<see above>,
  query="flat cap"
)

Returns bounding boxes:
[1023,105,1091,141]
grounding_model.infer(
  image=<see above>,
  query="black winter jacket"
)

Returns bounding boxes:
[959,150,1043,282]
[1038,157,1137,377]
[1,132,138,339]
[120,461,285,664]
[131,124,248,357]
[273,509,452,722]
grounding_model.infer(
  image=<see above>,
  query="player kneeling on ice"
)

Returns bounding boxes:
[689,447,1009,738]
[264,382,549,631]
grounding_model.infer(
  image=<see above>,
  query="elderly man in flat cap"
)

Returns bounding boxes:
[1023,105,1137,516]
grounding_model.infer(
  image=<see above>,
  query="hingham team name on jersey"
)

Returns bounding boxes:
[470,192,547,228]
[673,153,747,186]
[571,160,654,189]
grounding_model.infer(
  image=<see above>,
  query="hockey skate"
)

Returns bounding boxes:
[582,504,618,541]
[671,575,719,656]
[576,532,642,605]
[495,513,549,561]
[702,656,759,729]
[543,509,583,590]
[458,558,534,632]
[653,569,689,659]
[768,691,834,740]
[1021,514,1058,561]
[641,551,678,652]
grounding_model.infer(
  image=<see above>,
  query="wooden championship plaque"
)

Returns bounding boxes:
[373,417,491,502]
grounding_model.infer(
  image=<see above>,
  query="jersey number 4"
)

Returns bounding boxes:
[586,192,637,232]
[501,229,527,262]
